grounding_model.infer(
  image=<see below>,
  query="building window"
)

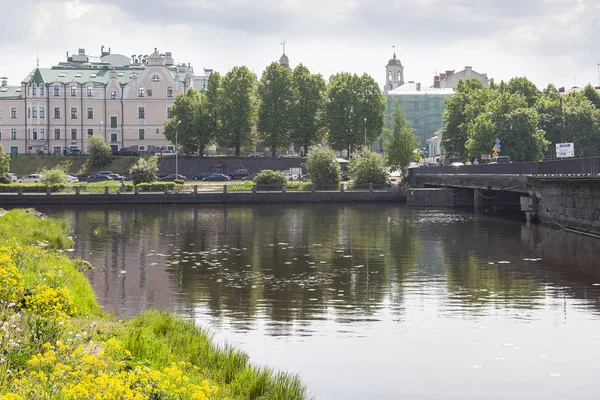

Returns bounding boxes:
[110,133,118,142]
[71,86,77,96]
[27,108,31,118]
[167,107,172,119]
[54,86,60,96]
[138,87,144,97]
[111,90,117,100]
[54,107,60,119]
[146,89,152,97]
[138,128,145,140]
[39,107,45,119]
[54,129,60,140]
[71,129,77,140]
[139,145,146,151]
[32,128,38,140]
[32,107,37,118]
[110,116,117,128]
[87,108,94,119]
[11,128,17,140]
[71,108,78,119]
[40,86,44,96]
[167,87,173,97]
[156,128,159,134]
[88,128,94,136]
[40,128,45,140]
[151,75,160,82]
[87,87,93,96]
[138,107,145,119]
[32,86,37,96]
[11,107,17,119]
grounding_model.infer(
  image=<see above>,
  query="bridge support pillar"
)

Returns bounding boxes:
[474,189,486,210]
[520,191,539,223]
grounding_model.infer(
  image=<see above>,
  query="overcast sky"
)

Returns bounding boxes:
[1,0,599,91]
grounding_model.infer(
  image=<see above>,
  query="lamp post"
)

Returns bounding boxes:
[175,120,181,177]
[364,117,367,149]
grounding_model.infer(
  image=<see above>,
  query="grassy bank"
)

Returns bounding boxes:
[0,209,308,400]
[8,156,139,177]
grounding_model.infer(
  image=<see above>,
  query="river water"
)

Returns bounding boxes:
[41,204,600,400]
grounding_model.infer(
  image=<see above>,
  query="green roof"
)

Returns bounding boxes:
[21,66,186,86]
[0,86,23,99]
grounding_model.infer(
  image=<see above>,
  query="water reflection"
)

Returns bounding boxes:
[40,204,600,399]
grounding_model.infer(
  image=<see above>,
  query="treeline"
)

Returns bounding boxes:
[442,78,600,162]
[164,63,386,157]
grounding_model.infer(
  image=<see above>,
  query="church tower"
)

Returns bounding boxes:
[384,49,404,91]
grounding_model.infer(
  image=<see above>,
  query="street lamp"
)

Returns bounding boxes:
[364,117,367,149]
[175,120,181,177]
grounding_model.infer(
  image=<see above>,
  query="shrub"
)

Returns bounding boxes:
[86,136,113,167]
[130,156,158,185]
[0,173,10,184]
[0,184,65,193]
[39,167,68,186]
[349,150,387,188]
[136,182,175,191]
[254,170,286,185]
[0,145,10,174]
[304,145,341,188]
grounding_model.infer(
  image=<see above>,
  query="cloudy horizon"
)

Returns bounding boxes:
[1,0,598,90]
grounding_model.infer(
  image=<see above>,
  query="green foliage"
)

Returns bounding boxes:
[40,167,68,185]
[505,77,541,108]
[562,92,600,157]
[291,64,326,155]
[304,145,341,187]
[254,169,287,185]
[129,156,158,185]
[164,88,215,156]
[218,66,258,156]
[324,73,385,155]
[0,145,10,174]
[0,174,10,184]
[0,184,66,193]
[349,150,387,188]
[384,103,419,175]
[257,62,294,157]
[582,84,600,109]
[86,136,113,167]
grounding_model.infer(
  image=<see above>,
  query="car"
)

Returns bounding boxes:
[242,173,258,181]
[159,174,187,182]
[18,174,42,183]
[408,162,420,169]
[7,173,17,182]
[281,169,299,181]
[96,171,114,176]
[489,156,512,165]
[230,169,252,179]
[68,149,83,156]
[87,175,113,183]
[248,153,263,158]
[122,173,133,181]
[67,174,79,183]
[159,150,176,156]
[203,173,230,182]
[118,147,140,156]
[299,174,311,182]
[190,172,214,181]
[107,174,125,181]
[450,162,464,167]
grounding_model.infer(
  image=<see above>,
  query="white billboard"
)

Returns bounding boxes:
[556,143,575,158]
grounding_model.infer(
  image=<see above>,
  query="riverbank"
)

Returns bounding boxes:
[0,209,308,399]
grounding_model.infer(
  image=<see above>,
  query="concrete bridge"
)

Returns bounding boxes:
[407,156,600,235]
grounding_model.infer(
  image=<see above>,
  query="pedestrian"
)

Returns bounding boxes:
[119,179,125,194]
[473,159,479,165]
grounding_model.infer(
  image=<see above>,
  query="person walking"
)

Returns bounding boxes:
[473,159,479,165]
[118,178,125,194]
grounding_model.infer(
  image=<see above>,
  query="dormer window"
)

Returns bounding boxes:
[40,86,44,96]
[32,86,37,95]
[138,87,145,97]
[152,75,160,82]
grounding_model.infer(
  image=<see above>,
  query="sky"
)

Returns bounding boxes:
[1,0,599,91]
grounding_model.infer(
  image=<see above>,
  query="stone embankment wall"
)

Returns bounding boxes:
[158,157,305,176]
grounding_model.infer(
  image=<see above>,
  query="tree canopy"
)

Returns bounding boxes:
[385,102,419,174]
[290,64,326,156]
[0,145,10,174]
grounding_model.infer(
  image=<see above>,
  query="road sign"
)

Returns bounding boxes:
[556,143,574,158]
[495,138,501,144]
[481,154,491,160]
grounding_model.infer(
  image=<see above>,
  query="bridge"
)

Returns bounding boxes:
[407,156,600,235]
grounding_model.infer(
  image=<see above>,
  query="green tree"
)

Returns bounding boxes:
[536,85,563,147]
[384,102,419,175]
[0,145,9,174]
[257,62,294,157]
[204,72,222,139]
[129,156,158,185]
[582,84,600,109]
[86,136,112,167]
[218,66,257,156]
[441,79,490,160]
[505,77,541,108]
[164,88,214,156]
[324,73,385,156]
[290,64,326,156]
[40,167,68,185]
[348,150,387,188]
[562,92,600,157]
[304,145,341,188]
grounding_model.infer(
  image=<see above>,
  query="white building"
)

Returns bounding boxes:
[433,66,491,89]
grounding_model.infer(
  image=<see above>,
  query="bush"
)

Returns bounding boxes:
[349,150,387,188]
[136,182,175,191]
[0,184,65,193]
[254,170,286,185]
[86,136,113,167]
[130,156,158,185]
[304,145,341,188]
[0,144,10,174]
[40,167,68,185]
[0,173,10,184]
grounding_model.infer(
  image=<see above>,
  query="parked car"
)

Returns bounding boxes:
[7,173,17,182]
[67,173,79,183]
[118,147,140,156]
[203,173,230,182]
[159,150,176,156]
[107,174,125,181]
[159,174,187,182]
[96,171,114,176]
[489,156,512,165]
[248,153,263,158]
[87,175,113,183]
[450,162,464,167]
[18,174,42,183]
[191,172,214,181]
[281,169,299,181]
[230,169,252,179]
[68,149,83,156]
[299,174,311,182]
[242,173,258,181]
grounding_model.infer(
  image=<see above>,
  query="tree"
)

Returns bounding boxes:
[86,136,112,167]
[0,145,9,174]
[441,79,490,160]
[40,167,68,185]
[204,72,222,139]
[129,156,158,185]
[324,73,385,156]
[304,145,341,188]
[582,84,600,109]
[536,85,563,147]
[164,88,214,156]
[290,64,326,156]
[505,77,541,108]
[254,170,287,185]
[349,150,387,188]
[257,62,294,157]
[562,92,600,157]
[385,103,419,175]
[218,66,257,156]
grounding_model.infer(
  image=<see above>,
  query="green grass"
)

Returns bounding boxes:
[0,209,74,248]
[8,156,139,176]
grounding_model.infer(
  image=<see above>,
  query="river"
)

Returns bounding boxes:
[41,204,600,400]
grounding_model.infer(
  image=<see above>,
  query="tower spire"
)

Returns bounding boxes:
[36,45,39,67]
[392,45,396,58]
[281,38,287,55]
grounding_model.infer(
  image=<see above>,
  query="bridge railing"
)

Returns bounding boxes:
[410,156,600,176]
